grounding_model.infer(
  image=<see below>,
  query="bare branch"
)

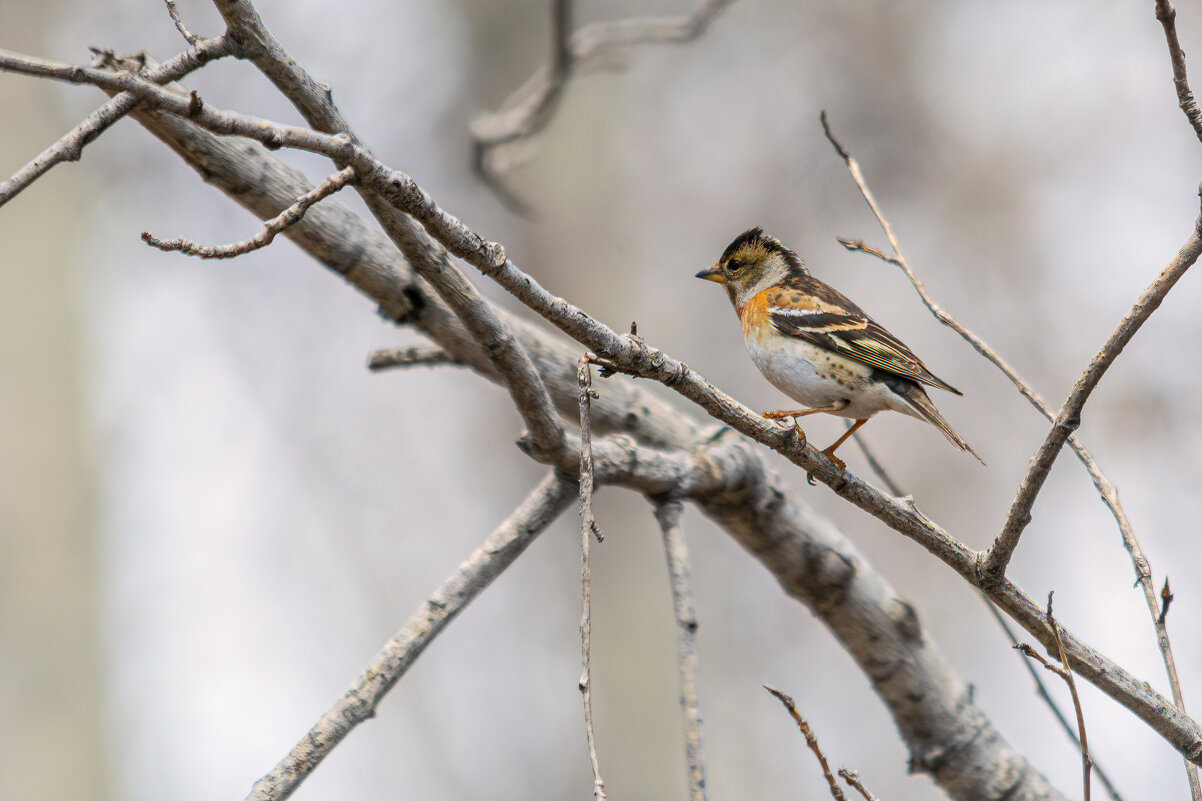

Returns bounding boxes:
[988,598,1125,801]
[142,166,355,258]
[654,498,708,801]
[367,345,460,372]
[471,0,734,202]
[765,686,847,801]
[245,472,576,801]
[1048,594,1093,801]
[1155,0,1202,143]
[0,36,233,209]
[576,355,607,801]
[824,111,1198,797]
[984,205,1202,582]
[162,0,200,45]
[838,769,880,801]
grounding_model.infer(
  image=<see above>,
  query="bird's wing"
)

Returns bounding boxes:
[765,288,962,396]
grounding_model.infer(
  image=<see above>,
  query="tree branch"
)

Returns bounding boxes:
[245,472,577,801]
[142,166,355,259]
[0,34,234,209]
[654,498,708,801]
[1155,0,1202,143]
[823,110,1197,797]
[983,203,1202,583]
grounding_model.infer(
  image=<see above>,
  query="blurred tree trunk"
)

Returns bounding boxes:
[0,4,108,799]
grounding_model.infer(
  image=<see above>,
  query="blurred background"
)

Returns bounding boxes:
[3,1,1202,799]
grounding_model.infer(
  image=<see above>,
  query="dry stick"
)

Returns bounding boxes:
[142,166,355,258]
[163,0,200,45]
[984,208,1202,582]
[986,598,1125,801]
[822,112,1201,794]
[0,35,233,208]
[838,769,880,801]
[653,498,708,801]
[576,356,607,801]
[1046,593,1093,801]
[367,345,460,372]
[245,472,576,801]
[40,54,1200,769]
[1155,0,1202,144]
[764,686,847,801]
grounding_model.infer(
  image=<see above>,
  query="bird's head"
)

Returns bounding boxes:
[695,227,808,309]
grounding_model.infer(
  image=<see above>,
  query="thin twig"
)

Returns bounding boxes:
[244,472,576,801]
[367,345,461,372]
[577,356,606,801]
[985,206,1202,583]
[1155,0,1202,144]
[654,498,708,801]
[143,166,355,258]
[987,596,1125,801]
[764,686,846,801]
[823,111,1200,796]
[471,0,734,205]
[845,421,904,496]
[1047,593,1092,801]
[163,0,199,45]
[0,36,233,209]
[837,769,880,801]
[1149,7,1202,793]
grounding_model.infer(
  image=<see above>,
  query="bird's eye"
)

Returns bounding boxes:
[726,259,743,272]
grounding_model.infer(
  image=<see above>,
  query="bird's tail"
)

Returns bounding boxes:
[895,382,985,465]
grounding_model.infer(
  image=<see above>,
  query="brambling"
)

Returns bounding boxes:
[696,227,982,471]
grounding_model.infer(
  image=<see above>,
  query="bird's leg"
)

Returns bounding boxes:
[819,417,869,472]
[762,402,849,440]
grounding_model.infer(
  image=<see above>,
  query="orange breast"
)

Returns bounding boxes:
[738,290,773,342]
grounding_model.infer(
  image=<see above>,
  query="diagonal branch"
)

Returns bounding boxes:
[0,34,234,209]
[983,204,1202,583]
[245,472,577,801]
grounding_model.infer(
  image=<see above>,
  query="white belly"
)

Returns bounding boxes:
[745,335,918,420]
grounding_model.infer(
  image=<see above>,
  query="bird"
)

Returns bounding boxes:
[695,226,982,472]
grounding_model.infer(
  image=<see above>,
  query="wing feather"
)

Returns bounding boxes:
[769,306,962,395]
